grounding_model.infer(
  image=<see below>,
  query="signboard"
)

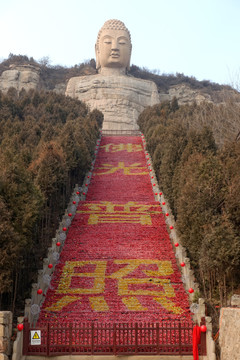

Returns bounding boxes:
[30,330,41,345]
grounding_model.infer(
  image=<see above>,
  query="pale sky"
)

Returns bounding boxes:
[1,0,240,87]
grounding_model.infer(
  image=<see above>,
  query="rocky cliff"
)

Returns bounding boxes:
[0,64,41,93]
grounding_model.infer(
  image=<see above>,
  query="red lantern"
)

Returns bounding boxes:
[162,202,165,205]
[174,243,179,247]
[170,225,174,229]
[68,213,72,217]
[56,242,61,247]
[200,325,207,332]
[63,227,67,232]
[88,176,90,178]
[180,262,185,267]
[159,192,162,195]
[155,193,158,195]
[72,201,76,205]
[165,213,169,217]
[48,264,53,269]
[153,183,156,186]
[188,288,194,294]
[85,184,88,186]
[151,176,154,179]
[17,324,24,331]
[83,192,86,195]
[37,289,43,295]
[146,153,148,155]
[150,169,152,172]
[76,191,80,195]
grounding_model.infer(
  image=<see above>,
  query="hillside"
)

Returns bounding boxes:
[0,89,103,313]
[137,100,240,337]
[1,54,239,147]
[0,53,238,98]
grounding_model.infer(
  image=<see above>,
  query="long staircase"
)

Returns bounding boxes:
[23,135,204,358]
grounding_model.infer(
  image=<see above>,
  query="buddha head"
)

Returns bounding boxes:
[95,19,132,74]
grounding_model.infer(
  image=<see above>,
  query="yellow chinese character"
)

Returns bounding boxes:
[45,296,80,312]
[122,297,147,311]
[88,213,151,225]
[101,143,142,153]
[77,202,160,225]
[95,162,148,175]
[89,296,109,311]
[107,259,183,313]
[45,260,184,314]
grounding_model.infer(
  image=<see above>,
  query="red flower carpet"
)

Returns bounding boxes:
[38,136,192,325]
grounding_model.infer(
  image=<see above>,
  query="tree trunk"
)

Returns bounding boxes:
[223,273,227,306]
[12,269,18,315]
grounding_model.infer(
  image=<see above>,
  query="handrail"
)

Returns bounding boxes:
[22,318,206,356]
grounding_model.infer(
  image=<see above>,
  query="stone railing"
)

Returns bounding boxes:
[0,312,12,360]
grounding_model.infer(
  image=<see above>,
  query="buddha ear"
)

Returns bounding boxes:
[95,44,100,71]
[127,46,132,71]
[127,57,131,71]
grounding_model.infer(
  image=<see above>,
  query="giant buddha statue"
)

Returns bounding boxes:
[65,19,160,131]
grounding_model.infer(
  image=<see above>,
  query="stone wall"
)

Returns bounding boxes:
[0,312,12,360]
[219,307,240,360]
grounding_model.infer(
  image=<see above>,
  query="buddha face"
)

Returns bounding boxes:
[96,28,132,72]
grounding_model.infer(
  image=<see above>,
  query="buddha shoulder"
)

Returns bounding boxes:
[66,74,158,94]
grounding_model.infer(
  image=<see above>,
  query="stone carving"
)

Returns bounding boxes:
[95,18,132,76]
[66,19,159,131]
[231,294,240,307]
[0,64,41,94]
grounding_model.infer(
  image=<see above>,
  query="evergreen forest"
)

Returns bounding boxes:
[138,99,240,330]
[0,89,103,314]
